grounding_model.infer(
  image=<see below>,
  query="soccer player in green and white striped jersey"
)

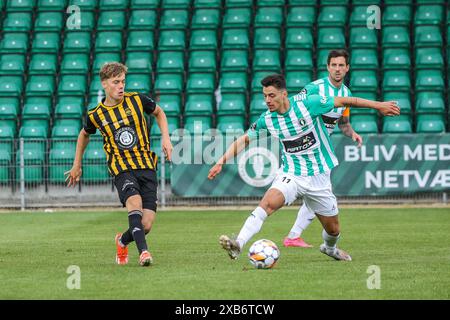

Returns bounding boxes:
[208,74,399,262]
[284,49,364,248]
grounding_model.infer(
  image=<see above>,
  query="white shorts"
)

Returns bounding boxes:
[269,171,338,217]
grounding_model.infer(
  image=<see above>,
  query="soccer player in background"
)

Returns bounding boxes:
[284,49,363,248]
[65,62,173,267]
[208,74,399,262]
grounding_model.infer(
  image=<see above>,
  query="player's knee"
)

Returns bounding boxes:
[258,200,277,215]
[126,194,143,211]
[327,225,340,236]
[143,222,152,234]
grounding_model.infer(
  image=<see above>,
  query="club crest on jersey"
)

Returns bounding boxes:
[298,118,307,127]
[114,126,137,150]
[320,96,328,104]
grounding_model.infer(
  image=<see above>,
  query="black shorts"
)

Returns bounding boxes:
[114,169,158,212]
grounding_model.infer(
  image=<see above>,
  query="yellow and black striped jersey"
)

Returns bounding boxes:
[84,92,158,176]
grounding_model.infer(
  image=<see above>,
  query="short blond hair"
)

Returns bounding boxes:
[99,62,128,81]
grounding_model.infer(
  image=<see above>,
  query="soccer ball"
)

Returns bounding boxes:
[248,239,280,269]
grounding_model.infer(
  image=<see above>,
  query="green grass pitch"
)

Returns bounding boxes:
[0,207,449,300]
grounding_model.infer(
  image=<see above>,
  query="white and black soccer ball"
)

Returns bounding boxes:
[248,239,280,269]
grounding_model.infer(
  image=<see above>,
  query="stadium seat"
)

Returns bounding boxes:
[382,70,411,92]
[29,53,58,75]
[159,9,189,30]
[350,70,379,92]
[157,94,182,116]
[65,10,95,31]
[49,144,76,184]
[89,76,103,97]
[382,115,412,133]
[60,53,89,74]
[183,115,212,133]
[0,97,19,123]
[384,0,412,4]
[55,96,84,119]
[217,93,246,116]
[126,73,152,94]
[154,73,184,94]
[317,6,348,27]
[20,120,49,139]
[58,75,87,96]
[0,32,29,54]
[184,94,214,116]
[81,138,110,183]
[414,26,442,48]
[415,92,446,114]
[254,6,284,28]
[129,10,157,30]
[37,0,67,11]
[225,0,253,7]
[158,30,185,51]
[94,52,122,73]
[350,49,378,70]
[0,76,23,97]
[99,0,129,10]
[254,28,281,49]
[63,32,91,54]
[383,91,412,115]
[415,70,444,92]
[220,50,249,72]
[97,10,127,31]
[3,12,33,32]
[414,5,444,25]
[350,6,371,27]
[415,48,444,70]
[130,0,159,9]
[32,32,60,53]
[194,0,221,8]
[257,0,285,6]
[382,26,410,48]
[285,28,314,49]
[126,51,153,73]
[416,114,445,133]
[188,50,217,73]
[190,29,218,51]
[156,51,185,74]
[251,71,276,93]
[287,6,316,27]
[222,8,251,29]
[69,0,98,11]
[22,97,52,120]
[317,27,346,49]
[127,30,154,51]
[253,50,281,72]
[350,115,379,134]
[34,12,64,32]
[186,72,215,93]
[382,48,411,69]
[321,0,349,4]
[286,71,313,94]
[95,31,123,53]
[0,54,26,75]
[250,93,267,115]
[217,115,246,133]
[6,0,36,11]
[219,72,248,93]
[191,9,221,29]
[161,0,191,9]
[15,146,46,184]
[221,28,250,49]
[383,5,412,26]
[25,75,55,97]
[52,119,81,139]
[285,49,313,71]
[349,27,378,49]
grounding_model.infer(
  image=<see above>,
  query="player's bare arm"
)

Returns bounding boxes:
[334,97,400,116]
[152,105,173,162]
[65,128,90,187]
[208,134,250,180]
[338,116,363,147]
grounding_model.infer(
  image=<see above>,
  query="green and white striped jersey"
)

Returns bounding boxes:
[299,77,352,134]
[248,94,339,177]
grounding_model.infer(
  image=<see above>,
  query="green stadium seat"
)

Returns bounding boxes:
[29,53,58,75]
[321,0,348,4]
[95,31,123,53]
[251,71,275,93]
[382,48,411,69]
[63,32,91,54]
[286,71,312,94]
[156,51,185,74]
[22,97,52,120]
[20,120,49,139]
[416,0,446,4]
[93,52,122,73]
[317,6,348,27]
[32,32,60,53]
[126,73,151,94]
[191,9,221,29]
[34,12,64,32]
[49,143,76,184]
[159,9,189,30]
[285,28,314,49]
[253,50,281,72]
[157,30,184,51]
[15,145,46,184]
[254,28,281,49]
[194,0,221,8]
[350,6,370,27]
[127,30,154,51]
[188,51,216,73]
[89,76,103,97]
[254,7,284,28]
[150,116,180,138]
[257,0,285,6]
[383,91,412,115]
[221,50,249,72]
[285,49,313,71]
[129,10,157,30]
[3,12,33,32]
[55,96,84,119]
[190,29,218,51]
[6,0,36,11]
[382,115,412,133]
[222,8,251,29]
[415,48,444,70]
[0,54,26,75]
[126,51,153,73]
[414,26,442,48]
[288,0,318,4]
[60,53,89,74]
[415,92,446,114]
[287,6,316,27]
[161,0,191,9]
[217,115,245,133]
[186,72,215,93]
[415,70,444,92]
[183,115,212,133]
[382,26,410,48]
[414,5,444,25]
[25,75,55,97]
[317,27,346,49]
[130,0,159,8]
[69,0,98,11]
[99,0,129,10]
[219,72,248,93]
[217,93,246,116]
[0,76,23,97]
[250,93,267,115]
[157,94,181,116]
[0,121,15,151]
[0,33,29,54]
[316,49,330,71]
[37,0,68,11]
[0,147,12,183]
[184,94,214,116]
[382,70,411,92]
[416,114,445,133]
[225,0,253,8]
[350,115,378,134]
[350,49,378,70]
[384,0,412,4]
[154,73,184,93]
[65,10,95,31]
[58,75,87,96]
[221,28,249,49]
[97,10,127,31]
[350,70,378,92]
[52,119,81,138]
[349,27,378,49]
[0,97,19,122]
[383,5,412,26]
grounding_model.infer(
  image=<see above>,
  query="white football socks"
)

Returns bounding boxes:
[236,207,268,249]
[322,229,340,251]
[287,204,316,239]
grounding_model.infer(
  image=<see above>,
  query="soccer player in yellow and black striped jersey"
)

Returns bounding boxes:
[65,62,173,267]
